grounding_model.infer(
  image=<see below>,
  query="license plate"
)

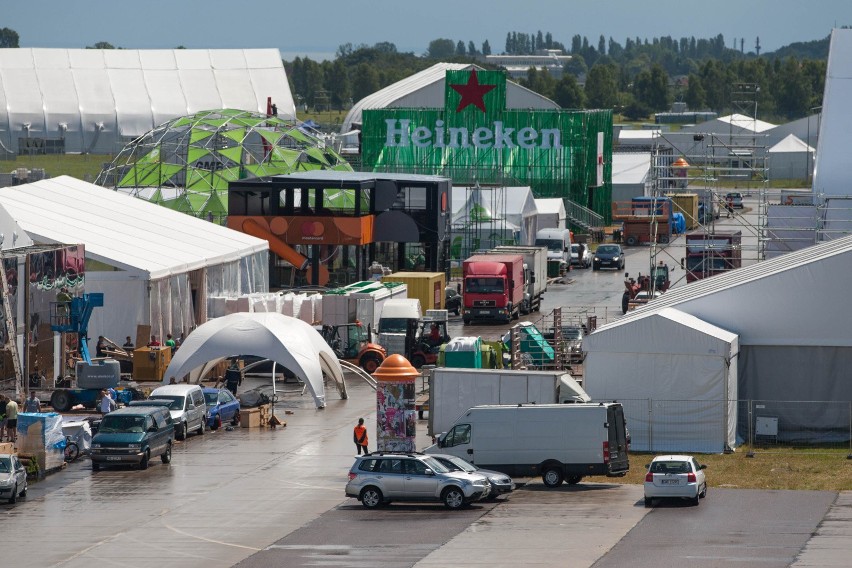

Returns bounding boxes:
[106,456,122,461]
[661,478,679,485]
[479,310,489,315]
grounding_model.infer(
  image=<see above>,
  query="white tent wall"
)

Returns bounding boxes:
[583,308,738,453]
[0,48,296,154]
[86,276,148,343]
[813,29,852,196]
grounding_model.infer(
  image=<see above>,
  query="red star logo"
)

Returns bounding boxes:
[450,70,496,113]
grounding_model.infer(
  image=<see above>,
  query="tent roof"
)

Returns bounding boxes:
[162,312,345,409]
[769,133,815,153]
[341,62,560,134]
[0,176,268,280]
[534,198,566,216]
[716,113,776,133]
[593,234,852,346]
[451,185,536,225]
[618,129,661,140]
[585,307,738,355]
[613,152,652,185]
[814,29,852,196]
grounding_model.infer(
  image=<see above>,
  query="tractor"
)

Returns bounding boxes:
[320,322,386,374]
[621,262,671,314]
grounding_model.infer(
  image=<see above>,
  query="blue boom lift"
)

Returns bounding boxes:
[49,293,138,412]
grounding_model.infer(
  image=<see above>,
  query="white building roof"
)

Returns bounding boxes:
[716,113,776,133]
[341,62,560,135]
[618,129,661,141]
[534,198,566,216]
[0,48,295,154]
[0,176,268,280]
[768,133,815,153]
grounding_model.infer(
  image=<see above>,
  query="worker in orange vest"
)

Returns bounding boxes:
[353,418,369,455]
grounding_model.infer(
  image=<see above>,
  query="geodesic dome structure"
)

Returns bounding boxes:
[96,109,352,221]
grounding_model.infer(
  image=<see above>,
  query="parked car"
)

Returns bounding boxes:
[90,405,175,471]
[147,384,208,440]
[726,192,744,209]
[345,452,491,510]
[644,455,707,507]
[203,387,240,429]
[429,454,515,498]
[0,454,27,504]
[445,286,462,316]
[570,243,592,268]
[592,244,625,271]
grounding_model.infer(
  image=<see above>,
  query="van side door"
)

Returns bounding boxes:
[190,389,206,430]
[151,412,170,455]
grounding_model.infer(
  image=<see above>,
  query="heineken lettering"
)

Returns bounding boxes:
[385,119,562,150]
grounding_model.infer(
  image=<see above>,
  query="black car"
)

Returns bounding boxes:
[445,286,461,316]
[593,244,625,271]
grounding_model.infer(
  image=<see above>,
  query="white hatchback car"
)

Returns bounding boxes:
[644,455,707,507]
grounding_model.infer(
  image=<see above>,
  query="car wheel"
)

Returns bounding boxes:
[621,291,630,315]
[360,486,383,509]
[51,390,73,412]
[453,307,460,316]
[692,494,700,506]
[198,419,205,436]
[8,483,16,504]
[442,487,466,510]
[566,475,583,485]
[463,318,471,325]
[232,411,240,426]
[542,467,564,488]
[92,462,100,472]
[626,235,638,246]
[700,484,707,498]
[139,449,150,470]
[161,442,172,464]
[212,415,222,430]
[20,485,26,498]
[360,354,382,375]
[176,422,186,441]
[644,497,652,508]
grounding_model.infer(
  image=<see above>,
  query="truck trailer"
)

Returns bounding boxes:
[684,230,742,282]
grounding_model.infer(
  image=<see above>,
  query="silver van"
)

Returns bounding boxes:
[147,384,208,440]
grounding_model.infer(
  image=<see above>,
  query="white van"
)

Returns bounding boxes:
[425,403,629,487]
[535,228,572,271]
[148,384,208,440]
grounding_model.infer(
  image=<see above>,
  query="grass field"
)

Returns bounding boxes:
[620,446,852,491]
[5,153,110,181]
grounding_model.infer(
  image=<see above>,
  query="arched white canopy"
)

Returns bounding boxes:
[162,312,346,408]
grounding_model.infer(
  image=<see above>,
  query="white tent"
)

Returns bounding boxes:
[452,185,538,245]
[768,134,814,180]
[534,198,566,230]
[0,176,269,342]
[612,152,652,202]
[584,307,738,453]
[0,48,295,154]
[814,28,852,197]
[162,313,346,409]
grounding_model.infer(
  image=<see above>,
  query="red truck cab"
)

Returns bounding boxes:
[461,254,524,324]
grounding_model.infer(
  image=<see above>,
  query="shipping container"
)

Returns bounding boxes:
[381,272,446,312]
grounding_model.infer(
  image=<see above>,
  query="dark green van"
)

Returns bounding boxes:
[90,406,174,471]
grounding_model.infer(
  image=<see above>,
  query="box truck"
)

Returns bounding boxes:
[426,368,589,437]
[425,403,630,487]
[461,254,524,324]
[377,298,422,356]
[488,245,548,314]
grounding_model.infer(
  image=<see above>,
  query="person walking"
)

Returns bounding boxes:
[23,391,40,413]
[353,418,369,455]
[5,395,19,442]
[225,362,242,396]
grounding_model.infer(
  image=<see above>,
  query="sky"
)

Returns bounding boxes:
[5,0,852,60]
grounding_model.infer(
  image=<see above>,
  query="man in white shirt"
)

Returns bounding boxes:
[100,390,116,414]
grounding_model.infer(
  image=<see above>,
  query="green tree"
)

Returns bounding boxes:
[482,40,491,55]
[352,63,380,101]
[564,54,587,77]
[0,27,18,48]
[468,41,478,56]
[522,68,556,100]
[456,41,466,56]
[585,64,619,109]
[87,41,115,49]
[427,38,456,59]
[774,57,810,118]
[685,74,706,109]
[632,64,670,111]
[553,74,585,108]
[325,60,351,109]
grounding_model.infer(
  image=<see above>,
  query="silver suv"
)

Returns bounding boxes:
[345,452,490,510]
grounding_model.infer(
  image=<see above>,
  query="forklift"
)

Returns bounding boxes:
[404,312,451,369]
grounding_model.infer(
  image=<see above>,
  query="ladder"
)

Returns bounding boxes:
[0,260,23,397]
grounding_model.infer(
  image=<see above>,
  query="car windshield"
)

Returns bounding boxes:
[597,245,619,254]
[444,456,477,472]
[535,238,564,252]
[148,396,184,411]
[421,457,450,473]
[650,460,691,474]
[204,392,218,405]
[0,457,10,472]
[98,415,147,434]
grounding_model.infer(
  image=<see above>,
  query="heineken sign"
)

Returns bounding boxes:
[384,119,562,150]
[361,68,613,221]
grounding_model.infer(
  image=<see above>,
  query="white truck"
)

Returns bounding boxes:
[535,228,573,276]
[489,245,548,314]
[425,403,630,487]
[377,298,422,357]
[426,367,589,437]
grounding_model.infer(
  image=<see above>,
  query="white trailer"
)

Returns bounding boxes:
[427,367,589,437]
[489,245,548,313]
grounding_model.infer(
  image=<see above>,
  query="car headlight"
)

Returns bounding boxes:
[613,256,620,261]
[0,478,12,487]
[594,257,599,261]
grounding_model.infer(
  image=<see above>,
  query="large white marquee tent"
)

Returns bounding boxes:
[162,313,346,409]
[0,48,296,154]
[584,234,852,450]
[0,176,269,342]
